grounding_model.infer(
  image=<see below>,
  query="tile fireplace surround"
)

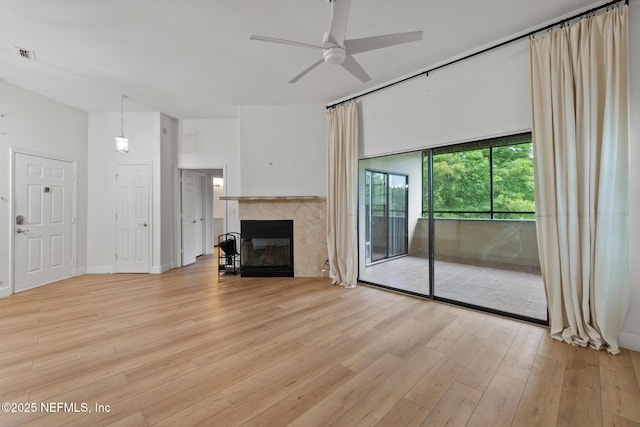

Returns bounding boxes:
[220,196,328,277]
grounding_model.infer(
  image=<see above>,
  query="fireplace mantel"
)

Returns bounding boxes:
[220,196,326,201]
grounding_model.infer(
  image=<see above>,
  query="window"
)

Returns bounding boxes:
[423,133,534,220]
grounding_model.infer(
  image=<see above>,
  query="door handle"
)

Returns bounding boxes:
[140,223,148,227]
[16,228,30,234]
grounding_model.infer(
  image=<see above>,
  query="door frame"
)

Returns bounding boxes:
[364,168,409,265]
[10,148,78,295]
[175,165,227,268]
[114,162,152,273]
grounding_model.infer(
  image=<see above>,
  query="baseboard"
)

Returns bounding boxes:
[0,287,12,299]
[87,266,115,274]
[75,267,87,276]
[619,332,640,352]
[150,263,173,274]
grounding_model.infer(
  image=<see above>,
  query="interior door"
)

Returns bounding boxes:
[181,170,197,266]
[116,164,150,273]
[14,153,74,292]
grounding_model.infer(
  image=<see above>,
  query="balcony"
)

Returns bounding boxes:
[359,218,547,322]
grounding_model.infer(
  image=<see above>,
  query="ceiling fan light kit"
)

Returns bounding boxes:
[323,46,346,65]
[250,0,422,83]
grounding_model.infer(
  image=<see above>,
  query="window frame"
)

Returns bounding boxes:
[422,132,535,220]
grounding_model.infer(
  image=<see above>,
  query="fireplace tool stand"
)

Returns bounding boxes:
[217,232,240,274]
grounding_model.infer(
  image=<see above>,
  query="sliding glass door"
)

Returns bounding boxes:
[364,170,408,264]
[357,134,547,324]
[359,153,427,295]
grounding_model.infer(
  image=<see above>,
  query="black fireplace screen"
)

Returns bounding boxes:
[241,220,293,277]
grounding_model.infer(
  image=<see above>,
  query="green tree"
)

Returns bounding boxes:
[423,142,535,219]
[432,149,490,217]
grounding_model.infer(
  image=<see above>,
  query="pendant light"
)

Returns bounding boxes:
[115,94,129,153]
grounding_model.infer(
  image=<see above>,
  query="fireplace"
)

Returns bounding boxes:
[240,220,294,277]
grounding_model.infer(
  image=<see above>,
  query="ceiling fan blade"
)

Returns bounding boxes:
[341,55,371,83]
[289,58,325,83]
[344,31,423,54]
[250,35,324,50]
[327,0,352,46]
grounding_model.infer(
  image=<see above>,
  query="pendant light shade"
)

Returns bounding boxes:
[115,94,129,153]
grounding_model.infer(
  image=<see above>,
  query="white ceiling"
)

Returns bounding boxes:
[0,0,601,119]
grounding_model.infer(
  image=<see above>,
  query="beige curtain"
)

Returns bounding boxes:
[530,5,629,354]
[326,101,358,288]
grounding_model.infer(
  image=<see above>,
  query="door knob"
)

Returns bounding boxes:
[192,220,197,223]
[140,223,148,227]
[16,228,29,234]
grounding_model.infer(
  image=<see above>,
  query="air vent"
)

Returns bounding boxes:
[16,47,36,61]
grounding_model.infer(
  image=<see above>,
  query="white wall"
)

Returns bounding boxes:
[357,5,640,351]
[87,112,162,273]
[239,104,327,197]
[359,40,531,158]
[160,113,178,272]
[178,119,241,263]
[0,82,88,298]
[358,151,424,271]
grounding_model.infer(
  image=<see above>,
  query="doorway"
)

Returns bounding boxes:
[364,170,408,264]
[13,152,75,292]
[180,169,225,266]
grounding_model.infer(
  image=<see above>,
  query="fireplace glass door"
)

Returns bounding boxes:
[240,220,294,277]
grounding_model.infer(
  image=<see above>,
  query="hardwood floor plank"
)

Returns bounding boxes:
[380,345,445,398]
[417,381,482,427]
[374,398,430,427]
[329,385,401,427]
[287,353,405,427]
[465,373,525,427]
[405,333,483,412]
[241,365,355,427]
[556,347,603,427]
[498,323,545,382]
[150,392,231,427]
[105,411,149,427]
[275,330,382,393]
[602,411,640,427]
[456,347,506,392]
[599,350,640,423]
[0,255,637,427]
[195,383,288,427]
[511,354,564,427]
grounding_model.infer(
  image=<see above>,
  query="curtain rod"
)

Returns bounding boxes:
[326,0,627,109]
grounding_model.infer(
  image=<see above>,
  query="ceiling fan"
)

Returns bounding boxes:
[249,0,423,83]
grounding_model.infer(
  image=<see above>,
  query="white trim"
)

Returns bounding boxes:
[87,266,115,274]
[150,262,173,274]
[619,332,640,352]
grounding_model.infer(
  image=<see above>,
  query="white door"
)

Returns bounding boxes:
[14,153,74,292]
[181,170,197,266]
[116,164,150,273]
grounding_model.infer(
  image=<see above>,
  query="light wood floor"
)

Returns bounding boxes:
[0,256,639,427]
